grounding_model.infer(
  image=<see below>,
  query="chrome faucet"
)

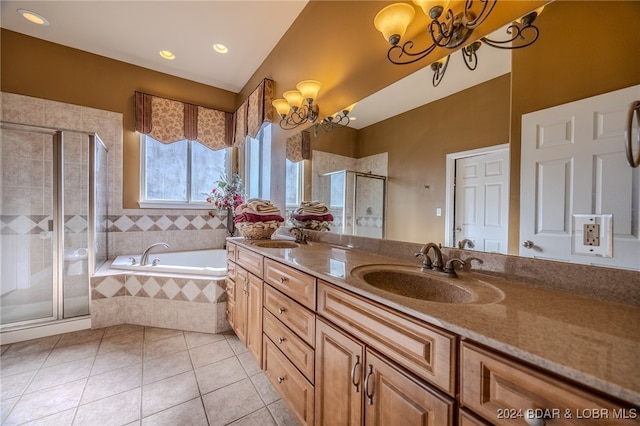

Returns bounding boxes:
[140,242,169,266]
[458,238,475,249]
[289,227,308,244]
[415,242,444,272]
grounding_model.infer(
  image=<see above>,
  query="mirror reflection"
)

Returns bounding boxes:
[286,1,640,271]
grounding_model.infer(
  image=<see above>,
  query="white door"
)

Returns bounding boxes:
[450,146,510,253]
[520,85,640,269]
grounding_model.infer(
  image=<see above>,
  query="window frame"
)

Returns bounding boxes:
[139,134,231,209]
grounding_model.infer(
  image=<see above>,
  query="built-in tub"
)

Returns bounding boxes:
[110,249,227,277]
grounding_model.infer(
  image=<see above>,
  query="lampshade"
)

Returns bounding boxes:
[412,0,447,17]
[374,3,416,44]
[296,80,322,101]
[517,6,544,24]
[272,98,291,116]
[283,90,304,108]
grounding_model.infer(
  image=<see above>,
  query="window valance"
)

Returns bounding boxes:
[233,78,274,147]
[135,91,233,150]
[286,130,311,163]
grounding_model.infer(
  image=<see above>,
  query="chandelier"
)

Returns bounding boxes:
[272,80,352,132]
[374,1,543,86]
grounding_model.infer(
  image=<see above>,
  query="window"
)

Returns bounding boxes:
[244,124,271,200]
[140,135,229,208]
[286,159,303,207]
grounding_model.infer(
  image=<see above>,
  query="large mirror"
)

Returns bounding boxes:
[289,1,640,270]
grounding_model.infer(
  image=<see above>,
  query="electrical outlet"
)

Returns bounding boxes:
[572,214,613,257]
[584,223,600,246]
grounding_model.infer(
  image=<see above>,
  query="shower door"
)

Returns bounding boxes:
[1,125,95,328]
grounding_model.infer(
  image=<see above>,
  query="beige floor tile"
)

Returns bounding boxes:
[74,387,141,426]
[194,356,247,395]
[143,334,187,360]
[55,328,105,348]
[184,331,226,349]
[141,370,200,417]
[98,330,144,354]
[42,340,100,368]
[0,351,49,378]
[26,356,93,394]
[237,351,261,376]
[81,363,142,404]
[188,339,234,369]
[229,407,277,426]
[268,399,301,426]
[201,378,265,426]
[142,350,192,385]
[101,324,145,338]
[225,333,248,355]
[0,336,60,359]
[1,397,18,423]
[91,345,143,376]
[140,397,208,426]
[250,372,280,405]
[20,408,75,426]
[3,378,85,425]
[0,370,36,400]
[144,327,183,342]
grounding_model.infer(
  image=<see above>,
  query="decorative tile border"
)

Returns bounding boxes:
[107,214,225,233]
[0,214,88,235]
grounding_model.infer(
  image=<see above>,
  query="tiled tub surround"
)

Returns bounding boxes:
[91,266,230,334]
[232,232,640,406]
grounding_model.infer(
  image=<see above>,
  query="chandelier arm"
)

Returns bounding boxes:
[463,0,496,29]
[432,56,450,87]
[461,45,479,70]
[480,24,539,49]
[387,41,438,65]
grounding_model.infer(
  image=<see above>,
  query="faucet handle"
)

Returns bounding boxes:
[444,258,466,277]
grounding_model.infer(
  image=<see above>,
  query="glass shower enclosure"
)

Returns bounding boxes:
[318,170,387,238]
[0,123,108,330]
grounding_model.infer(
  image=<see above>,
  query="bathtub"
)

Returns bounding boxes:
[110,249,227,277]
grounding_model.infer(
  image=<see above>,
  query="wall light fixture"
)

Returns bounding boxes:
[374,1,543,86]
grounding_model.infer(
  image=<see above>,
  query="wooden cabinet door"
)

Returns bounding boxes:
[364,349,454,426]
[234,267,248,345]
[315,318,364,426]
[245,272,263,365]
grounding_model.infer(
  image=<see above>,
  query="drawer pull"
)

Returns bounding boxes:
[364,364,374,405]
[277,337,286,344]
[350,355,361,392]
[279,276,288,284]
[278,307,286,314]
[524,413,545,426]
[277,376,285,384]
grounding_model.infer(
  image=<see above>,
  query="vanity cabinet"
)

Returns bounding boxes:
[460,342,640,425]
[315,317,454,426]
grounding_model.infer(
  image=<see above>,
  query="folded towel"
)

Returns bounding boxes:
[295,201,330,216]
[235,199,281,216]
[234,212,284,223]
[293,213,334,222]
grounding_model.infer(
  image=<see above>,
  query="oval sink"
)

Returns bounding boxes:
[351,264,504,304]
[250,240,300,249]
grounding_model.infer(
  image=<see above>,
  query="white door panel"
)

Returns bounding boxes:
[521,85,640,269]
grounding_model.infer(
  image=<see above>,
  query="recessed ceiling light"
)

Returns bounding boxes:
[18,9,49,26]
[159,50,175,60]
[213,44,228,54]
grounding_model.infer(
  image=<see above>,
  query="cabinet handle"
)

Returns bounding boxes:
[350,355,361,392]
[279,276,288,284]
[277,376,285,384]
[278,307,286,314]
[277,337,286,344]
[364,364,374,405]
[524,411,545,426]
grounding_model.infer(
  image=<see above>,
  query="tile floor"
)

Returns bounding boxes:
[0,325,299,425]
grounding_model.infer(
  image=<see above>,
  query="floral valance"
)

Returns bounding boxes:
[135,91,233,150]
[233,78,274,147]
[286,130,311,163]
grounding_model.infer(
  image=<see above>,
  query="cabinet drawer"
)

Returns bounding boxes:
[236,247,263,278]
[317,281,456,396]
[460,342,640,425]
[226,242,236,261]
[226,260,236,281]
[264,258,316,310]
[263,336,314,426]
[224,277,235,301]
[459,409,491,426]
[264,284,315,347]
[263,309,315,383]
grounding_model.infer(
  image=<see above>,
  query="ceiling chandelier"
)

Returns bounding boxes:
[374,1,543,86]
[272,80,352,133]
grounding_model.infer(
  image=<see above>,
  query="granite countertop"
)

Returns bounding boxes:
[230,237,640,406]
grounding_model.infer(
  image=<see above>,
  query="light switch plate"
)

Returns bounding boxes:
[572,214,613,257]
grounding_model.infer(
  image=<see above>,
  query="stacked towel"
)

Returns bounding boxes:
[292,201,334,222]
[234,199,284,223]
